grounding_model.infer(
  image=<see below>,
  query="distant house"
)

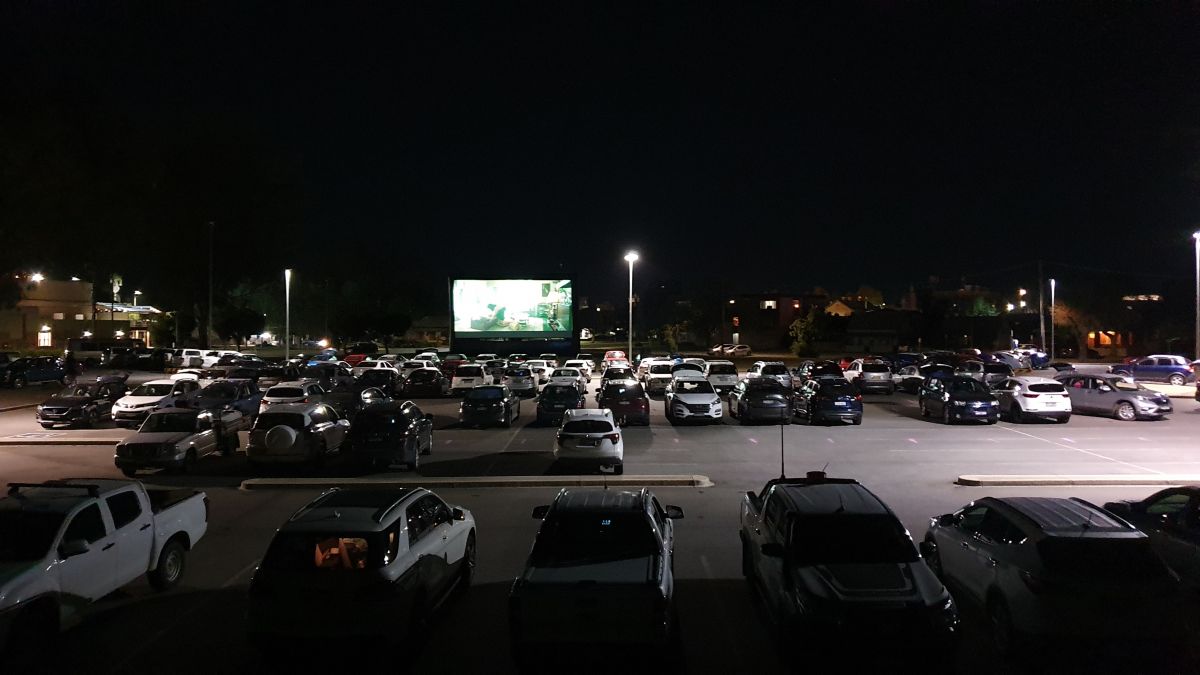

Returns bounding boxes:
[825,298,878,317]
[845,309,921,353]
[405,315,449,346]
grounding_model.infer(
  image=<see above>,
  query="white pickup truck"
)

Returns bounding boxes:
[0,479,208,654]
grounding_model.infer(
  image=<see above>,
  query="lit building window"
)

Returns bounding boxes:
[760,300,777,310]
[53,312,64,320]
[38,327,52,347]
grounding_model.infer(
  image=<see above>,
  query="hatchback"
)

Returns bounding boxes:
[554,409,624,473]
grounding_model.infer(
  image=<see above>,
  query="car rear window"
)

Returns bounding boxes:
[267,387,305,398]
[255,413,306,430]
[760,364,788,375]
[603,383,645,398]
[541,385,580,401]
[466,388,503,400]
[650,364,673,374]
[409,370,438,382]
[562,419,614,434]
[707,363,736,375]
[818,381,856,395]
[748,380,788,393]
[506,369,532,377]
[1037,538,1168,580]
[863,363,890,373]
[456,366,483,376]
[1028,383,1065,393]
[604,368,634,379]
[262,533,386,571]
[529,513,657,567]
[674,379,716,394]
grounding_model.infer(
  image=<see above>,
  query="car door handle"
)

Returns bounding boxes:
[139,523,151,531]
[102,542,115,551]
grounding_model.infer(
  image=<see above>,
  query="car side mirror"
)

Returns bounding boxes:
[59,538,90,558]
[937,513,958,527]
[452,507,466,521]
[531,505,550,519]
[760,542,785,558]
[664,505,684,519]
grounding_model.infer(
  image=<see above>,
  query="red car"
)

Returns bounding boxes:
[438,353,470,376]
[342,342,379,367]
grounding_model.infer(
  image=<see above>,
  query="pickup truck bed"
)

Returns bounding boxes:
[147,486,205,513]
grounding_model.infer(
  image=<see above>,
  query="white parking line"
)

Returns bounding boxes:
[748,438,758,444]
[998,426,1162,473]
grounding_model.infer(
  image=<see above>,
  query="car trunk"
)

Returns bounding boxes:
[517,558,661,643]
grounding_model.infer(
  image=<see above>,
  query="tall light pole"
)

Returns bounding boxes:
[1049,278,1056,360]
[284,269,293,361]
[1193,232,1200,361]
[623,251,638,359]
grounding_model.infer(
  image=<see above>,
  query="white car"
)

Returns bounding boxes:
[744,361,791,388]
[723,344,752,357]
[845,359,895,394]
[562,360,593,381]
[502,366,539,397]
[414,351,442,366]
[704,360,740,394]
[474,353,499,363]
[351,359,397,378]
[991,376,1072,423]
[524,360,554,384]
[572,354,597,372]
[547,368,587,391]
[664,373,723,424]
[260,380,327,412]
[398,359,436,379]
[537,354,559,369]
[553,408,624,473]
[170,369,206,382]
[451,364,489,394]
[200,350,242,368]
[642,361,675,394]
[112,378,201,428]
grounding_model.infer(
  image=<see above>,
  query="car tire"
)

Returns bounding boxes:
[1115,401,1137,421]
[421,433,432,455]
[919,400,929,417]
[739,411,749,426]
[148,538,187,591]
[852,416,862,425]
[6,599,59,668]
[181,449,197,474]
[1169,373,1187,386]
[120,467,137,478]
[12,376,26,389]
[458,530,476,591]
[40,423,54,429]
[612,462,624,475]
[1058,414,1071,424]
[741,536,755,580]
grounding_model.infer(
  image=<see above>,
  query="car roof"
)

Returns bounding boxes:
[1009,376,1062,385]
[261,402,321,413]
[706,359,734,365]
[3,478,137,513]
[987,497,1136,535]
[552,488,645,513]
[285,487,421,531]
[563,408,615,421]
[140,379,177,386]
[765,474,888,516]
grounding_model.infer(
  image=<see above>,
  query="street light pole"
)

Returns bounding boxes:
[1193,232,1200,361]
[624,252,638,359]
[1049,278,1056,360]
[284,269,293,361]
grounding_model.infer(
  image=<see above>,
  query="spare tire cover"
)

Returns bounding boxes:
[265,425,298,451]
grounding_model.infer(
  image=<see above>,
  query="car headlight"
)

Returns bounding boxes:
[952,400,968,407]
[36,405,44,412]
[989,400,999,406]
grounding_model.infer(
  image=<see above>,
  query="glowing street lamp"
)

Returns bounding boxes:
[284,269,293,360]
[29,272,44,283]
[623,252,639,359]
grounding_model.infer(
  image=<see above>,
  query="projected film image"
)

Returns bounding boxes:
[452,279,573,337]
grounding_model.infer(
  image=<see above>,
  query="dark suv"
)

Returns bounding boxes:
[595,380,650,426]
[919,375,998,424]
[344,400,434,471]
[536,384,586,425]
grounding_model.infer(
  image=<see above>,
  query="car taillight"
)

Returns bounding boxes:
[1021,393,1039,398]
[854,394,862,401]
[605,433,620,443]
[576,400,584,408]
[639,399,648,409]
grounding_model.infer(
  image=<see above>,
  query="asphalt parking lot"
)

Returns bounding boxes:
[3,383,1200,674]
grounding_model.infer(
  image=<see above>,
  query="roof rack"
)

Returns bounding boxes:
[8,482,100,498]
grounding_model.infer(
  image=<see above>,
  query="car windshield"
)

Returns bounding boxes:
[562,419,614,434]
[456,366,483,376]
[576,354,593,360]
[0,510,66,562]
[707,363,736,375]
[529,513,658,567]
[604,368,634,379]
[131,383,175,397]
[790,515,918,564]
[255,412,306,430]
[674,380,715,394]
[141,412,198,433]
[56,384,99,398]
[650,364,673,374]
[1037,538,1168,580]
[602,383,644,398]
[949,379,989,394]
[541,386,579,401]
[466,388,503,400]
[818,381,856,395]
[748,380,788,394]
[863,363,890,373]
[267,387,305,398]
[408,370,438,382]
[262,532,383,571]
[761,364,787,375]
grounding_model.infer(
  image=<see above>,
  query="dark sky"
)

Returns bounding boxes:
[4,2,1200,308]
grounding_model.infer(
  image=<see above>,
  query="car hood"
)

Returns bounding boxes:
[41,396,91,407]
[796,562,944,605]
[124,431,191,446]
[0,560,41,592]
[117,395,165,406]
[672,392,719,404]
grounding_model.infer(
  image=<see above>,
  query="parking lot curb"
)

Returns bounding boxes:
[957,474,1200,486]
[0,403,39,413]
[0,438,121,446]
[240,474,715,490]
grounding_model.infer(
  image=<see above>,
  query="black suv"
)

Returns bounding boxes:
[919,375,998,424]
[740,471,958,654]
[344,400,434,471]
[595,379,650,426]
[536,384,585,425]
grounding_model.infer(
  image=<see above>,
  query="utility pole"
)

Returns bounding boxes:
[1037,259,1046,351]
[207,221,214,348]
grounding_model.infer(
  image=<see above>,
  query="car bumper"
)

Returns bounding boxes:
[669,406,722,421]
[743,407,791,421]
[460,411,506,425]
[113,409,153,426]
[811,409,862,423]
[857,380,894,393]
[35,412,83,426]
[248,599,404,640]
[1022,408,1072,420]
[246,446,316,464]
[114,454,186,470]
[948,407,998,422]
[554,445,622,462]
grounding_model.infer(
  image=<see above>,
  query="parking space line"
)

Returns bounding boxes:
[998,426,1162,474]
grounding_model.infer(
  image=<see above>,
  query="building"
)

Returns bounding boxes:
[0,277,105,349]
[94,302,164,347]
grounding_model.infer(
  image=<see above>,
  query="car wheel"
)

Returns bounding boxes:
[989,597,1020,658]
[12,376,26,389]
[740,536,756,580]
[455,530,477,591]
[40,423,54,429]
[1170,373,1187,386]
[943,407,952,425]
[1115,401,1137,421]
[919,400,929,417]
[420,432,432,455]
[148,538,187,591]
[120,467,137,478]
[612,462,624,475]
[408,447,420,472]
[1058,414,1071,424]
[181,449,197,474]
[923,537,943,578]
[852,416,862,425]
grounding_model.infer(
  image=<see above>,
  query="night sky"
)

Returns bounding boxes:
[3,2,1199,311]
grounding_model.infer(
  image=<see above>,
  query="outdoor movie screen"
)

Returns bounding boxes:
[451,279,574,338]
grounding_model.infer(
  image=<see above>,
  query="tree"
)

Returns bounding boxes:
[964,296,998,317]
[788,308,822,356]
[1052,302,1098,361]
[215,305,265,351]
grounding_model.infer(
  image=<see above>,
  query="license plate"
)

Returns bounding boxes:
[1044,402,1056,407]
[461,379,474,383]
[834,401,847,406]
[974,410,987,415]
[552,404,565,410]
[579,439,598,447]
